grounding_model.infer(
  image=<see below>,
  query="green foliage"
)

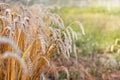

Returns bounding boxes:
[53,6,120,56]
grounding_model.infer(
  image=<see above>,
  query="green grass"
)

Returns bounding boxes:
[53,6,120,56]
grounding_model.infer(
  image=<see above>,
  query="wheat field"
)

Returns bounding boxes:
[0,3,86,80]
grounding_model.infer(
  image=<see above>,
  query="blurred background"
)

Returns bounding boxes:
[1,0,120,7]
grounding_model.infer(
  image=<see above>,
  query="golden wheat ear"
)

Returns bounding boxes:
[1,52,28,74]
[0,37,22,54]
